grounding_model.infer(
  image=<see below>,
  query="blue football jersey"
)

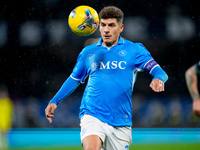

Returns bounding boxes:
[70,37,160,127]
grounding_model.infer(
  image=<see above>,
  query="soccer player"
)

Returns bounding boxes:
[185,61,200,117]
[45,6,168,150]
[0,84,14,150]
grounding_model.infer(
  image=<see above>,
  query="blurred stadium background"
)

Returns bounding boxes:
[0,0,200,149]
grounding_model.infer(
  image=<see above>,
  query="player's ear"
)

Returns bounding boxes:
[99,22,101,32]
[120,24,124,33]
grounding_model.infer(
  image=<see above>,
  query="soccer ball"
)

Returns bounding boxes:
[68,5,99,36]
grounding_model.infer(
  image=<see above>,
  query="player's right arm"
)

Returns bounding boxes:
[45,103,57,124]
[185,62,200,116]
[45,76,80,124]
[45,50,88,124]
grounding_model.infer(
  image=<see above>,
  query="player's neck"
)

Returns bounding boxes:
[106,45,113,50]
[102,41,117,50]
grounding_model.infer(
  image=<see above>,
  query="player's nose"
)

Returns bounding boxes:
[104,25,109,32]
[104,31,109,34]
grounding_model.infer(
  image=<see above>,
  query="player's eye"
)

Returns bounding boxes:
[100,23,106,26]
[109,23,115,27]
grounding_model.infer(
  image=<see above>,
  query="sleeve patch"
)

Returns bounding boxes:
[143,59,158,72]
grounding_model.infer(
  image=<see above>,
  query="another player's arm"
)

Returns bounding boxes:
[185,64,200,116]
[185,65,199,100]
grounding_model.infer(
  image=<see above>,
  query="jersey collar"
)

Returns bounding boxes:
[96,36,124,46]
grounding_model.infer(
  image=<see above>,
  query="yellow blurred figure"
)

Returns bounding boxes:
[0,85,13,150]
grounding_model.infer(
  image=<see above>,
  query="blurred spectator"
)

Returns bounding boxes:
[165,5,196,41]
[168,99,182,126]
[0,84,14,149]
[24,98,41,127]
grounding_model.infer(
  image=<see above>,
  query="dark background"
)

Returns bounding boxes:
[0,0,200,127]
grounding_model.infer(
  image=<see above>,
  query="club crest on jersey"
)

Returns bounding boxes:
[118,50,127,56]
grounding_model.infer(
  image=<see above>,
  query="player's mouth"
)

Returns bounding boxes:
[104,35,111,39]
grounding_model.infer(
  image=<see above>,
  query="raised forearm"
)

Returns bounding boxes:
[185,66,200,101]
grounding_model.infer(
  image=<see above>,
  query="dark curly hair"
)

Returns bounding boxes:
[99,6,124,24]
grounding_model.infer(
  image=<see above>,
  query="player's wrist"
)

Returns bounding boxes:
[49,101,58,106]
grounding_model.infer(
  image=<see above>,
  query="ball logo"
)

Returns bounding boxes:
[77,9,98,31]
[70,10,76,18]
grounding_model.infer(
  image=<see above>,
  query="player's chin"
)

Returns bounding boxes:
[104,40,114,46]
[103,39,110,43]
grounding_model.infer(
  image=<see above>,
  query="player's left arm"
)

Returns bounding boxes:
[135,44,168,92]
[150,66,168,92]
[143,60,168,92]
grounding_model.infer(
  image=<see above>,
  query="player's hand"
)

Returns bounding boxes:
[45,103,57,124]
[193,99,200,117]
[150,79,164,92]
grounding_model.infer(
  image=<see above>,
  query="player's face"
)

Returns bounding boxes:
[99,18,124,47]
